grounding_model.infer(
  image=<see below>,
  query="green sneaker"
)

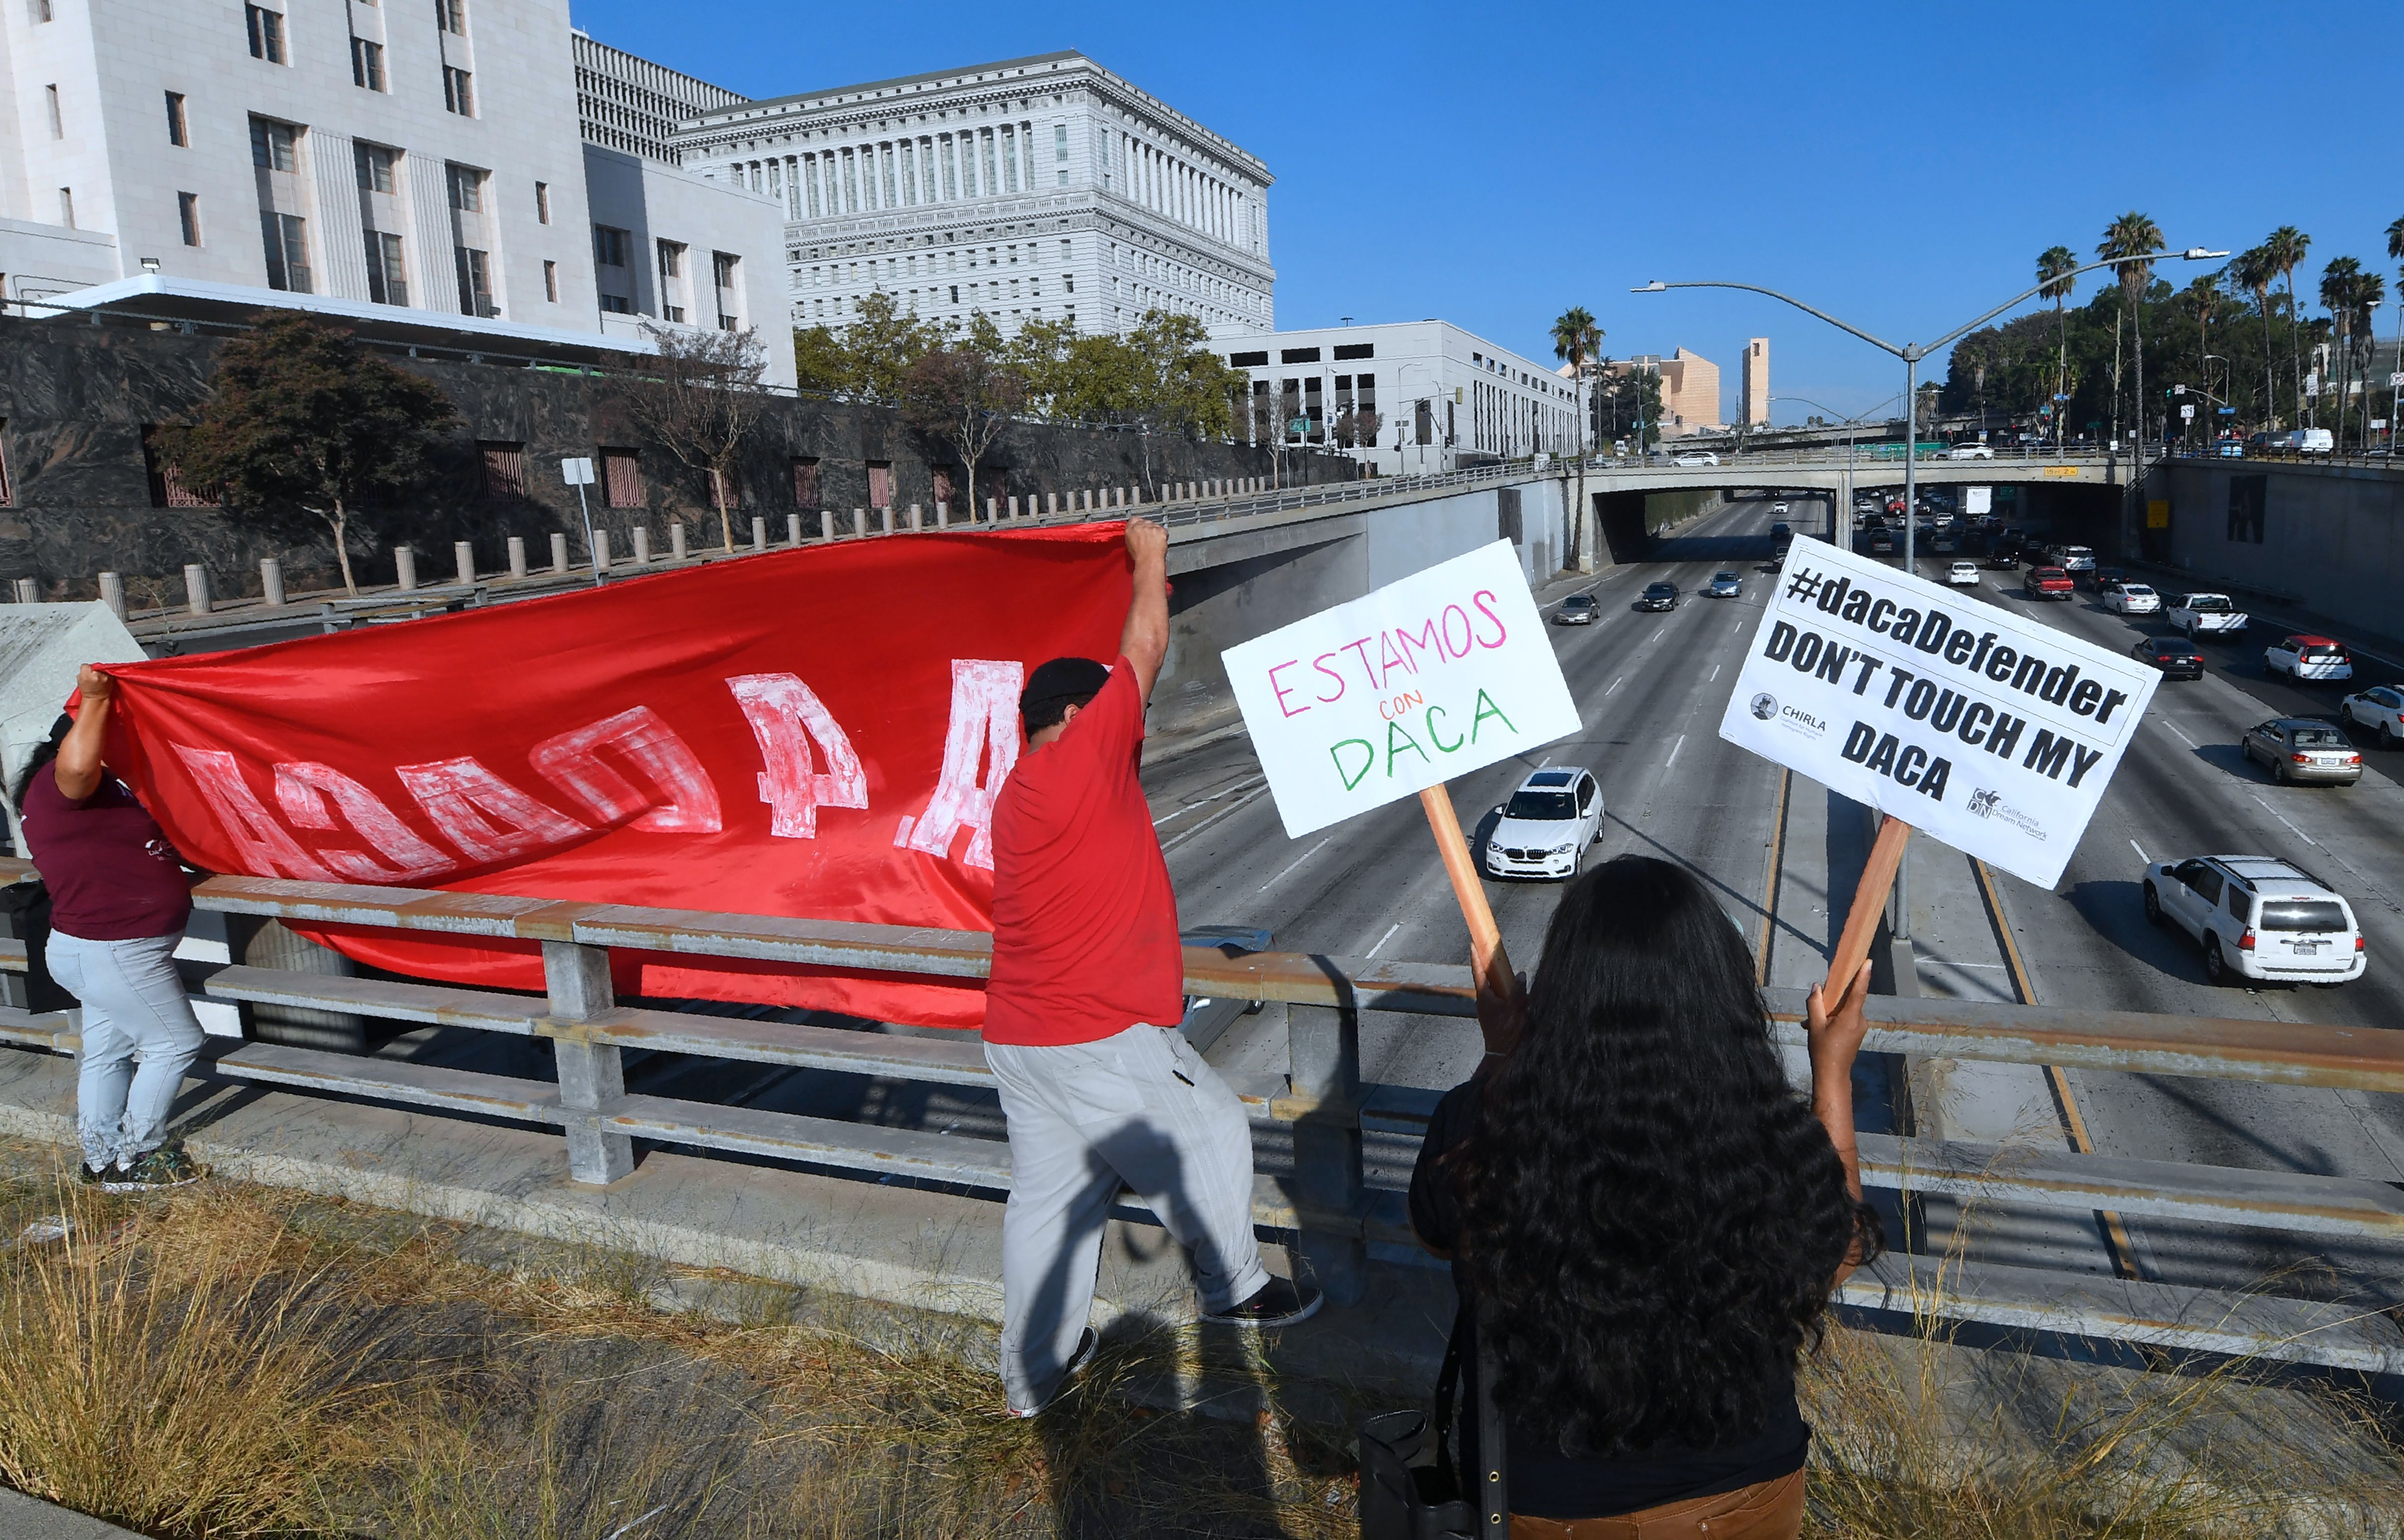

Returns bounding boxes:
[103,1147,205,1192]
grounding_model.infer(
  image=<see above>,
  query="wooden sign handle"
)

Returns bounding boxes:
[1827,815,1911,998]
[1418,784,1520,1054]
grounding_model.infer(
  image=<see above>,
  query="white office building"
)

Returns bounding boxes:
[0,0,791,384]
[1223,322,1579,474]
[674,51,1274,341]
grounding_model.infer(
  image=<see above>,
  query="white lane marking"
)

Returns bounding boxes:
[1256,836,1333,893]
[1158,781,1272,854]
[1606,676,1623,696]
[1709,663,1720,683]
[1151,775,1265,827]
[2251,793,2319,849]
[2160,720,2198,748]
[1650,627,1665,644]
[1665,734,1686,768]
[1366,922,1403,958]
[2129,838,2150,864]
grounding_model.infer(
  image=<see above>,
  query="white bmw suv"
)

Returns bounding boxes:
[2142,855,2365,987]
[1484,768,1604,880]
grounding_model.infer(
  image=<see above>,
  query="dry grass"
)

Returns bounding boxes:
[2,1145,2400,1539]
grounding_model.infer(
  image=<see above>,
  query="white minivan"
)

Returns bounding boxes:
[2278,429,2335,453]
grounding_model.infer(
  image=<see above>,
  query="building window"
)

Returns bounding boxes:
[657,239,683,280]
[791,456,820,507]
[57,187,73,227]
[1334,342,1375,361]
[455,246,492,316]
[542,259,557,302]
[365,231,406,304]
[535,181,550,224]
[259,211,310,291]
[447,163,483,212]
[46,84,63,139]
[355,142,397,193]
[600,294,631,314]
[593,225,628,267]
[143,427,217,507]
[245,4,284,62]
[31,0,50,21]
[1280,346,1321,365]
[713,251,739,329]
[165,91,189,146]
[442,66,474,117]
[351,37,385,90]
[600,448,642,509]
[249,116,297,172]
[177,192,202,246]
[435,0,465,34]
[479,442,526,503]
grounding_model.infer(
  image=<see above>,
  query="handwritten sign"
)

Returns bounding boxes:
[1224,541,1581,839]
[1718,536,2159,889]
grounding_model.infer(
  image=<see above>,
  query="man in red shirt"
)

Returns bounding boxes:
[985,517,1320,1417]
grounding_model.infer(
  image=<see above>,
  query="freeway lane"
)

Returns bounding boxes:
[1894,546,2404,1301]
[1147,493,1808,1095]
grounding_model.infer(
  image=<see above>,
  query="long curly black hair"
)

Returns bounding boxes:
[1447,854,1880,1458]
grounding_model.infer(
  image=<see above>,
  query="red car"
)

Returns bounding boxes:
[2023,566,2075,600]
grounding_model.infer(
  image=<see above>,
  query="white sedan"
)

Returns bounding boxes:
[1671,452,1720,466]
[2340,684,2403,749]
[1946,444,1995,460]
[1946,561,1981,586]
[2102,581,2163,614]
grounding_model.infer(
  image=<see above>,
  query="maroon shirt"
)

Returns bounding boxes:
[19,763,192,941]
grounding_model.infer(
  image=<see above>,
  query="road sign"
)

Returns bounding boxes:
[2218,407,2235,415]
[1288,417,1313,434]
[2181,404,2195,420]
[2173,384,2186,395]
[561,457,595,486]
[2391,373,2404,388]
[1224,541,1580,840]
[2052,394,2070,402]
[1719,539,2159,889]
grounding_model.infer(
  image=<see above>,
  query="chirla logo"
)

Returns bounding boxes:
[1750,692,1778,721]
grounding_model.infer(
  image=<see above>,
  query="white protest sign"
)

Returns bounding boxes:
[1718,537,2159,889]
[1225,541,1581,840]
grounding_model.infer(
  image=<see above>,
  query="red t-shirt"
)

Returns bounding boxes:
[19,763,193,941]
[983,660,1185,1047]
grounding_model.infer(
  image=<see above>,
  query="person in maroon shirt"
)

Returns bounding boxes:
[984,518,1320,1418]
[13,666,208,1191]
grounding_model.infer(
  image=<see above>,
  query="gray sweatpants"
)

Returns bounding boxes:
[985,1022,1270,1412]
[48,929,207,1171]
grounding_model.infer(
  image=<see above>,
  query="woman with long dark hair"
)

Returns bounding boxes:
[1409,854,1878,1537]
[13,667,208,1191]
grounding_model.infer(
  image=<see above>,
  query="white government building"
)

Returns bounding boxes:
[670,50,1275,341]
[1223,321,1579,474]
[0,0,793,384]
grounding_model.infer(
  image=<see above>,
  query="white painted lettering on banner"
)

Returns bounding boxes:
[1224,541,1580,840]
[1718,538,2159,889]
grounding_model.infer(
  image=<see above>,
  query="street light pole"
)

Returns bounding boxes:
[1634,247,2226,943]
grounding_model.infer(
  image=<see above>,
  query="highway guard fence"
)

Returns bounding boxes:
[5,867,2402,1373]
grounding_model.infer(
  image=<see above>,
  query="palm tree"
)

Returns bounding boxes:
[2232,247,2277,431]
[2263,226,2312,426]
[1551,305,1602,568]
[2099,212,2164,455]
[2351,268,2386,450]
[2319,257,2360,446]
[2386,215,2404,450]
[2036,245,2077,454]
[2181,274,2223,447]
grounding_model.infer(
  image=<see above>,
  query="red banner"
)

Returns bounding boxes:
[91,525,1133,1028]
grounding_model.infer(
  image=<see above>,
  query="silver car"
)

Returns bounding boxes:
[2242,719,2363,786]
[1707,570,1742,598]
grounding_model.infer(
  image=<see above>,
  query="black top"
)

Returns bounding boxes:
[1407,1077,1811,1519]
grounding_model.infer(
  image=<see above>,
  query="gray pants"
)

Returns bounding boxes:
[985,1023,1270,1412]
[49,929,206,1171]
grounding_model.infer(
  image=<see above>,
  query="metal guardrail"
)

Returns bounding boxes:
[3,859,2401,1367]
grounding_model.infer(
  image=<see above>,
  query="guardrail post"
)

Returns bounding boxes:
[787,513,803,546]
[594,530,613,574]
[751,515,768,552]
[183,563,212,614]
[454,541,475,585]
[393,547,416,591]
[550,532,569,574]
[879,506,894,535]
[98,571,126,619]
[820,510,835,542]
[935,501,949,528]
[672,523,689,560]
[1287,993,1367,1306]
[986,497,999,522]
[908,502,923,532]
[507,537,528,579]
[259,557,284,607]
[543,939,634,1184]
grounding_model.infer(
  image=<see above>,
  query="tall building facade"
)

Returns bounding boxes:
[1740,336,1768,425]
[1606,348,1721,436]
[572,32,744,167]
[0,0,789,383]
[672,52,1274,340]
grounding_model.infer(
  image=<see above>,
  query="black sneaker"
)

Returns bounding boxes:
[1201,1276,1323,1329]
[102,1147,205,1192]
[75,1162,113,1189]
[1007,1328,1098,1419]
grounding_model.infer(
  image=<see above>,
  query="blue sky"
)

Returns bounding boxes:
[572,0,2402,425]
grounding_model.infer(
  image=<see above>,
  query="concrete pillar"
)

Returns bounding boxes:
[632,528,652,564]
[507,537,528,579]
[879,506,893,535]
[550,532,569,573]
[1008,496,1021,520]
[908,502,922,532]
[987,497,1000,522]
[594,530,612,573]
[672,523,689,560]
[936,502,950,528]
[1288,1001,1367,1305]
[850,507,866,538]
[542,940,634,1185]
[259,558,284,607]
[392,548,415,592]
[751,515,768,552]
[820,510,835,542]
[12,578,36,604]
[1045,492,1059,517]
[454,541,475,586]
[787,513,803,546]
[1115,487,1127,508]
[98,572,126,619]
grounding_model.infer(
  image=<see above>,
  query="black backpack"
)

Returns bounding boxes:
[0,878,78,1013]
[1357,1303,1509,1539]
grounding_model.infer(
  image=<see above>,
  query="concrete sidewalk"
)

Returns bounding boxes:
[0,1488,148,1539]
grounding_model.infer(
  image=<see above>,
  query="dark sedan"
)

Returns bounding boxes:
[2132,636,2205,679]
[1637,581,1679,611]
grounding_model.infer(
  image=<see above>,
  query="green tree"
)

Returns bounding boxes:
[1551,306,1602,566]
[2036,246,2078,451]
[2181,273,2224,435]
[899,316,1025,516]
[2263,225,2312,424]
[2098,212,2164,449]
[792,324,850,395]
[163,315,460,595]
[789,292,945,402]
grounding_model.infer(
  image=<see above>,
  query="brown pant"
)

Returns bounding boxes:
[1508,1468,1806,1540]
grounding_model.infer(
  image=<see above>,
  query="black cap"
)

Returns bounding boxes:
[1020,657,1110,733]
